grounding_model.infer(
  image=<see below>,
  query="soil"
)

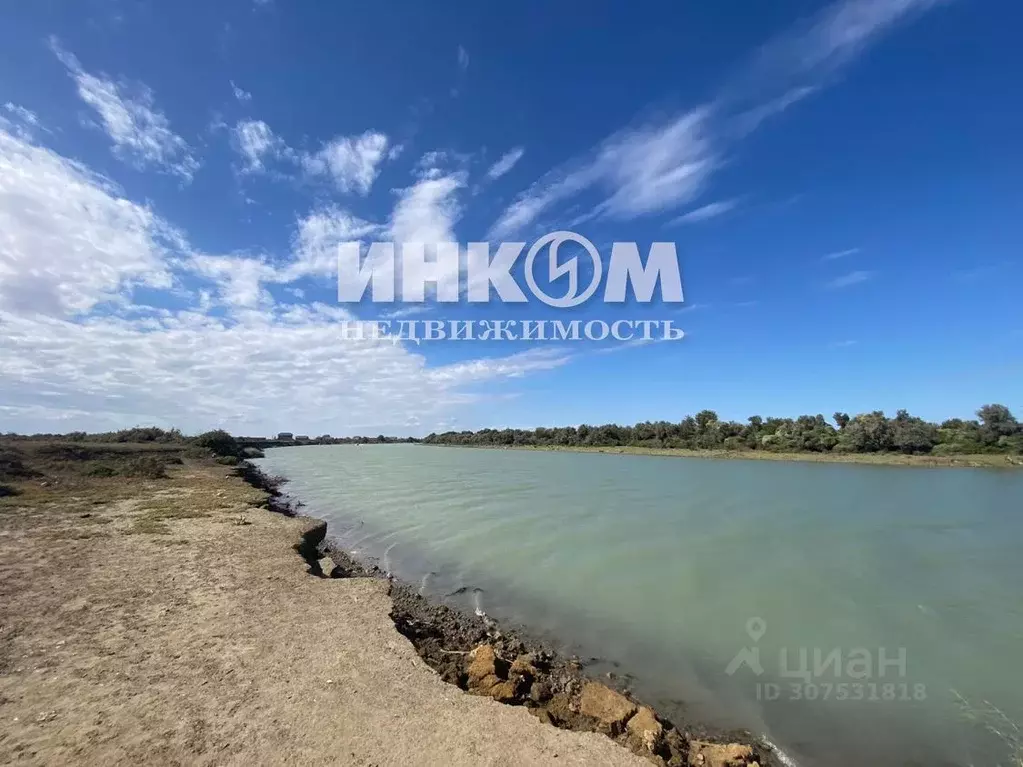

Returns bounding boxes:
[0,442,775,766]
[0,453,648,766]
[242,464,779,767]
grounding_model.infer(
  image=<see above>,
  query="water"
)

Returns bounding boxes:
[255,445,1023,766]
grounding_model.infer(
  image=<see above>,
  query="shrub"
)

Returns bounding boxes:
[121,456,168,479]
[85,464,117,477]
[192,430,240,458]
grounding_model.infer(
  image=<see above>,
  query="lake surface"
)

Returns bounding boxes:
[255,445,1023,766]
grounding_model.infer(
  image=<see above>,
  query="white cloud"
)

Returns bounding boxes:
[0,305,571,435]
[821,247,861,261]
[0,127,176,317]
[489,107,716,238]
[1,103,49,141]
[489,0,948,238]
[230,80,252,102]
[0,128,570,436]
[231,119,283,173]
[825,270,875,289]
[390,174,464,246]
[287,206,382,279]
[388,172,466,299]
[668,199,739,226]
[486,147,525,180]
[188,254,278,308]
[457,45,470,72]
[51,39,199,181]
[302,131,390,194]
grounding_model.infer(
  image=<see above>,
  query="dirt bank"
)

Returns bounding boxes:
[0,451,651,766]
[243,463,777,767]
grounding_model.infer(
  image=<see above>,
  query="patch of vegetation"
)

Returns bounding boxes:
[126,518,171,535]
[192,430,241,459]
[85,464,117,478]
[120,456,169,479]
[0,483,20,498]
[215,455,240,466]
[0,448,40,482]
[423,404,1023,459]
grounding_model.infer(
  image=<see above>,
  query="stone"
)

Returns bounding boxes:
[317,556,337,578]
[529,680,552,703]
[687,741,756,767]
[626,706,663,752]
[545,693,576,725]
[467,645,498,688]
[531,707,555,725]
[509,653,536,679]
[488,680,518,703]
[578,682,637,736]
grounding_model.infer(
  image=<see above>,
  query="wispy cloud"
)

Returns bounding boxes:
[829,339,859,348]
[231,119,285,173]
[51,38,199,182]
[380,305,432,320]
[489,0,949,238]
[668,198,739,225]
[230,80,252,102]
[1,103,50,141]
[489,106,716,238]
[302,131,391,194]
[825,270,875,289]
[821,247,861,261]
[457,45,470,72]
[486,147,525,180]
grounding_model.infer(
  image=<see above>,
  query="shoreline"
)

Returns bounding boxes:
[424,443,1023,469]
[1,445,657,765]
[243,460,783,767]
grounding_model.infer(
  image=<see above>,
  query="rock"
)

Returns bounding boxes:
[626,706,663,752]
[545,693,576,725]
[579,682,637,736]
[687,741,756,767]
[531,707,555,725]
[488,680,518,702]
[529,680,552,703]
[509,653,536,679]
[317,556,337,578]
[467,644,498,688]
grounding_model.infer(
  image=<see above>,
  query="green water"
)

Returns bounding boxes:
[256,444,1023,766]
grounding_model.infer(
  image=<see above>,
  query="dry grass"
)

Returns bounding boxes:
[470,444,1022,469]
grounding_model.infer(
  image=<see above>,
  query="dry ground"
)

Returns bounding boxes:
[0,454,644,766]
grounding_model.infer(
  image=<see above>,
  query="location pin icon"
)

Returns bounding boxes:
[746,617,767,643]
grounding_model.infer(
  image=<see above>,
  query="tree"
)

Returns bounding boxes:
[833,412,850,430]
[695,410,718,433]
[891,410,939,454]
[976,404,1020,446]
[836,412,894,453]
[192,430,240,458]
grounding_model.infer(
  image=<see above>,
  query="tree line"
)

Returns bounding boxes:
[423,404,1023,456]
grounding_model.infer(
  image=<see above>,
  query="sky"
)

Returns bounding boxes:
[1,0,1020,437]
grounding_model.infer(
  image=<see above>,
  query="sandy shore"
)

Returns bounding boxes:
[0,459,650,766]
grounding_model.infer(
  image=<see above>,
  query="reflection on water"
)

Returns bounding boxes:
[256,444,1023,766]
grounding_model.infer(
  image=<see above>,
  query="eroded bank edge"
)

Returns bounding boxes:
[237,460,780,767]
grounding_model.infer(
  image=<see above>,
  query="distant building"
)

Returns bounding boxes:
[277,432,294,441]
[295,435,310,442]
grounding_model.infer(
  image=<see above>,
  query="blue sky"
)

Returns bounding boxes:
[0,0,1020,436]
